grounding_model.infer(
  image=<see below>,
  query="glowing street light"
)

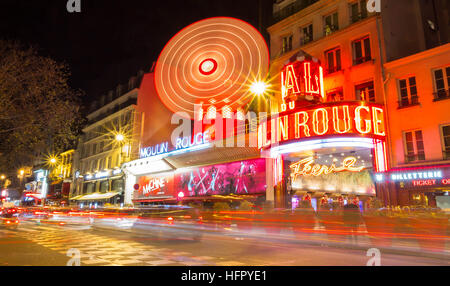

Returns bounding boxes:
[250,80,268,96]
[0,175,5,180]
[115,133,125,142]
[49,157,57,165]
[18,169,25,177]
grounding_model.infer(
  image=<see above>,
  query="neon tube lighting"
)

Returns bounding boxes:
[270,137,374,157]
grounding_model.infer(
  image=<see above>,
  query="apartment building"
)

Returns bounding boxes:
[70,71,144,207]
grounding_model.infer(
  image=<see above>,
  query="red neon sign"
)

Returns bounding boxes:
[290,156,365,178]
[258,102,386,149]
[281,60,325,103]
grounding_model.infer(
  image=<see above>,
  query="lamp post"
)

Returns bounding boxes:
[42,156,58,206]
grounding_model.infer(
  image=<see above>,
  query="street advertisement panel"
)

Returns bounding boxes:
[174,158,266,197]
[133,173,174,201]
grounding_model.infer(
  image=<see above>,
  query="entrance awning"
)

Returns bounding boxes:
[69,195,83,200]
[75,192,120,201]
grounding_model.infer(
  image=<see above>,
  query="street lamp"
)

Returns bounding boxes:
[115,133,125,142]
[0,174,5,180]
[250,80,268,96]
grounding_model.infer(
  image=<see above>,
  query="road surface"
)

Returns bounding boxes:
[0,219,448,266]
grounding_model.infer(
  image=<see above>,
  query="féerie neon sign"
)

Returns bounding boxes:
[290,156,365,178]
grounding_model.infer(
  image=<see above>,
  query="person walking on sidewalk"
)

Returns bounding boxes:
[343,203,362,244]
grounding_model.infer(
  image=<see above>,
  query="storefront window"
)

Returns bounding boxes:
[99,180,109,193]
[84,182,95,194]
[111,179,124,193]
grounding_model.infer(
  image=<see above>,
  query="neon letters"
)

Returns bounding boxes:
[290,156,365,178]
[258,102,386,149]
[140,131,210,158]
[281,61,325,111]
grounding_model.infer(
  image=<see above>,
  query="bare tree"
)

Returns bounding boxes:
[0,40,83,176]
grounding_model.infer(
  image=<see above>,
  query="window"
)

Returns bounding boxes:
[326,87,344,102]
[111,179,124,193]
[442,125,450,160]
[349,0,368,24]
[352,36,371,65]
[324,12,339,36]
[324,47,341,74]
[355,81,375,102]
[404,130,425,162]
[84,183,95,195]
[433,66,450,100]
[398,77,419,107]
[100,180,109,193]
[301,24,313,45]
[282,35,293,54]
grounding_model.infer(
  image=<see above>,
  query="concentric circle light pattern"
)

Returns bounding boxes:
[155,17,269,119]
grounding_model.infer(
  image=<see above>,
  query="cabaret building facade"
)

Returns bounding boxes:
[118,13,389,210]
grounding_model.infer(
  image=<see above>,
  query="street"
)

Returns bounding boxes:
[0,219,448,266]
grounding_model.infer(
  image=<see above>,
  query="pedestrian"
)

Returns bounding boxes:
[343,203,362,243]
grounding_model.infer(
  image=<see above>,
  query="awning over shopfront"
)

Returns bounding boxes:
[69,195,83,201]
[75,192,120,201]
[164,145,260,169]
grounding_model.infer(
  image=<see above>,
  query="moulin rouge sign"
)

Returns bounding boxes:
[281,60,325,108]
[258,58,386,149]
[258,101,386,149]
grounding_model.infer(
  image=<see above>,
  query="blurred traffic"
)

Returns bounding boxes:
[2,201,448,255]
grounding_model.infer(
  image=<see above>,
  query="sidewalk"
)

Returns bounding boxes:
[216,222,450,261]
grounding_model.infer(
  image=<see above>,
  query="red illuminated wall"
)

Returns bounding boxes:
[137,72,182,149]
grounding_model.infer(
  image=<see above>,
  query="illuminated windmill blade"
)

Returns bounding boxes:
[155,17,270,119]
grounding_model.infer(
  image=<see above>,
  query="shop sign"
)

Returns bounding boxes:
[258,102,386,149]
[391,170,443,181]
[412,178,450,187]
[290,156,365,179]
[140,130,211,159]
[134,174,174,200]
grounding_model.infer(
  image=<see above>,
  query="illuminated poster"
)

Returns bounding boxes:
[290,169,376,196]
[174,159,266,197]
[133,173,174,200]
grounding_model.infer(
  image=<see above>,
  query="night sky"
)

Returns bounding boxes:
[0,0,273,105]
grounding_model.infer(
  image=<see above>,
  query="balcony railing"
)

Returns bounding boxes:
[326,66,342,75]
[398,96,419,108]
[433,89,450,101]
[272,0,319,24]
[88,98,137,124]
[405,153,426,163]
[300,35,313,45]
[353,55,372,66]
